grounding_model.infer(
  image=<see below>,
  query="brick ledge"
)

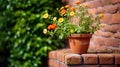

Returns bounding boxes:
[48,48,120,67]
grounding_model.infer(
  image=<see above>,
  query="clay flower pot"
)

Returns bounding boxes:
[68,34,92,54]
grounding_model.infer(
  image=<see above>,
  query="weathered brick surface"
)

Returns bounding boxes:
[89,43,109,52]
[96,7,105,13]
[100,13,112,23]
[48,59,53,67]
[82,0,101,8]
[48,59,60,67]
[114,33,120,39]
[98,54,114,64]
[95,4,119,14]
[48,49,120,67]
[48,50,60,59]
[112,13,120,23]
[104,5,118,13]
[57,49,71,62]
[69,65,99,67]
[94,30,120,38]
[91,35,119,47]
[101,24,120,32]
[108,47,120,53]
[82,54,98,64]
[111,0,120,4]
[101,65,119,67]
[53,60,60,67]
[89,42,120,53]
[114,54,120,64]
[117,4,120,12]
[57,49,68,61]
[94,30,114,37]
[100,13,120,24]
[65,54,82,64]
[83,65,99,67]
[101,0,111,6]
[88,8,97,15]
[59,62,67,67]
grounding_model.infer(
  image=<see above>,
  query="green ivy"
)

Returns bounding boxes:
[0,0,64,67]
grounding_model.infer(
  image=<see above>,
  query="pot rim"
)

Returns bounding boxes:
[68,34,92,38]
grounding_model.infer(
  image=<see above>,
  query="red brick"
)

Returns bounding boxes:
[91,35,104,46]
[94,30,120,40]
[76,65,99,67]
[88,42,99,52]
[100,13,112,23]
[101,24,120,32]
[57,49,66,61]
[57,49,71,62]
[92,35,119,47]
[101,65,119,67]
[96,7,105,14]
[112,13,120,23]
[98,54,114,64]
[89,42,120,53]
[59,62,67,67]
[48,50,59,59]
[94,30,114,37]
[104,5,118,13]
[65,54,82,64]
[106,47,120,53]
[48,59,60,67]
[53,60,60,67]
[48,51,52,59]
[117,4,120,12]
[90,35,120,53]
[114,33,120,38]
[48,59,54,67]
[114,54,120,64]
[88,8,97,15]
[111,0,120,4]
[82,54,98,64]
[101,0,111,6]
[61,49,71,62]
[82,0,101,8]
[89,43,108,52]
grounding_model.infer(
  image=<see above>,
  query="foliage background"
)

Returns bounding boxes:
[0,0,64,67]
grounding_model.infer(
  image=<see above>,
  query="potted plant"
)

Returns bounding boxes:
[43,1,104,54]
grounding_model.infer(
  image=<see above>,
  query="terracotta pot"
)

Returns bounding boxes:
[68,34,92,54]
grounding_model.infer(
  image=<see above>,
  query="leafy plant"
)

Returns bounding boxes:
[0,0,64,67]
[43,1,104,39]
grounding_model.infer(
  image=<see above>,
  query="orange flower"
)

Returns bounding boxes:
[47,24,57,30]
[51,24,57,30]
[48,25,52,30]
[70,7,76,11]
[60,9,66,15]
[65,5,70,9]
[75,1,81,5]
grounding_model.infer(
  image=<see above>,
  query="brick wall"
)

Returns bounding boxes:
[48,49,120,67]
[62,0,120,53]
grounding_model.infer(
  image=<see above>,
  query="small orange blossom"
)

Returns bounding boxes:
[60,9,66,15]
[75,1,81,5]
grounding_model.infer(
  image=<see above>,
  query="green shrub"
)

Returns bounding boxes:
[0,0,64,67]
